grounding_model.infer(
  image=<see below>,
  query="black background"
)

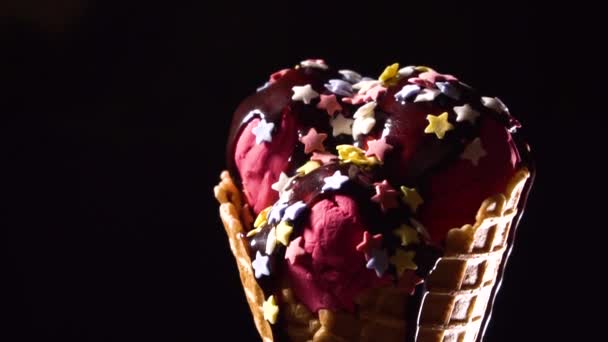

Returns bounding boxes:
[3,2,582,341]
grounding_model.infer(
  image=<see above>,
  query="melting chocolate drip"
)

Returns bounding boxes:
[224,64,535,342]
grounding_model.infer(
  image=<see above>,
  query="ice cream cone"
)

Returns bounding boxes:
[214,167,530,341]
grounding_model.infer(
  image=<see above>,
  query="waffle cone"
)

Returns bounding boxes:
[214,168,530,342]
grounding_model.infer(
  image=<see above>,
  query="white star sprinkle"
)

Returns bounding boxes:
[300,59,328,69]
[461,137,487,166]
[338,69,362,83]
[352,80,381,94]
[397,66,416,78]
[481,96,509,113]
[271,172,291,194]
[413,89,440,103]
[252,251,270,278]
[353,102,376,119]
[251,119,275,144]
[453,104,480,124]
[331,114,354,137]
[279,189,294,204]
[291,84,319,104]
[266,227,277,254]
[321,170,349,192]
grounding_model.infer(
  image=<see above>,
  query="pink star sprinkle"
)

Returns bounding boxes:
[408,77,435,89]
[371,180,399,212]
[342,93,367,105]
[417,69,458,83]
[365,137,394,162]
[311,151,338,165]
[316,94,343,116]
[285,237,306,265]
[364,85,387,101]
[299,128,327,154]
[356,231,383,259]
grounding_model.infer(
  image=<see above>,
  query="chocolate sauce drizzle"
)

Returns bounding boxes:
[225,63,535,341]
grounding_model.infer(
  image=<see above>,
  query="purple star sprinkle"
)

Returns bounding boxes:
[324,79,354,97]
[436,82,461,100]
[394,84,421,102]
[338,69,363,84]
[268,202,288,224]
[366,248,388,277]
[283,201,307,221]
[252,251,271,278]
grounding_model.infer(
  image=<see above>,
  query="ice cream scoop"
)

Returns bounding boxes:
[217,59,534,342]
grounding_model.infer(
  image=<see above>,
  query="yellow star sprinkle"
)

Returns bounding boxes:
[379,63,400,85]
[276,221,294,246]
[336,145,379,166]
[424,112,454,139]
[390,249,418,276]
[246,227,261,237]
[296,160,321,175]
[393,224,420,246]
[262,295,279,324]
[400,186,423,212]
[253,206,272,228]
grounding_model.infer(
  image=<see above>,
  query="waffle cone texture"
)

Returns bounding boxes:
[214,168,530,342]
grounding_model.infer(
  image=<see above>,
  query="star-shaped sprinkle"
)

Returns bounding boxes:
[481,96,509,113]
[311,151,338,165]
[414,89,440,103]
[394,84,421,102]
[353,80,381,94]
[424,112,454,139]
[352,116,376,140]
[366,248,389,277]
[378,63,399,85]
[291,84,319,104]
[400,186,423,212]
[453,104,480,124]
[393,224,420,246]
[336,145,379,166]
[338,69,362,83]
[268,202,288,225]
[397,272,424,295]
[316,94,343,116]
[251,119,275,144]
[408,77,434,89]
[365,137,393,162]
[390,250,418,276]
[254,206,272,228]
[322,170,349,192]
[371,180,399,212]
[284,201,307,221]
[353,102,376,119]
[279,188,294,203]
[436,81,461,100]
[300,128,327,154]
[285,236,306,265]
[300,59,328,69]
[276,221,293,246]
[398,66,416,78]
[461,137,487,166]
[263,295,279,324]
[356,231,383,258]
[365,85,387,101]
[271,172,291,194]
[331,114,354,137]
[266,227,277,254]
[417,69,458,83]
[341,93,367,105]
[252,251,271,278]
[296,160,321,175]
[325,79,354,97]
[246,227,261,237]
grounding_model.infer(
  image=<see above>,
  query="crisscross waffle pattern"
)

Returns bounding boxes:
[215,168,530,342]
